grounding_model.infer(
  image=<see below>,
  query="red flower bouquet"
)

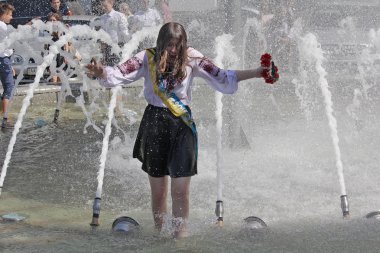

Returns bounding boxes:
[260,53,279,84]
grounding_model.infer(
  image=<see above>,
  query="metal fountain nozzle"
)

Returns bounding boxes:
[340,195,350,219]
[90,197,101,226]
[215,200,224,226]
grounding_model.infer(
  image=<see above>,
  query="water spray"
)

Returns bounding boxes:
[0,21,78,194]
[0,49,56,196]
[214,89,223,227]
[364,28,380,220]
[213,35,228,227]
[296,33,350,218]
[242,18,267,68]
[212,34,268,229]
[89,85,140,232]
[90,86,121,226]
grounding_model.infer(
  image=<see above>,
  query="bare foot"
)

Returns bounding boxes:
[173,229,189,239]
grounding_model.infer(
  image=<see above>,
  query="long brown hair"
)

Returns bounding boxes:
[155,22,188,81]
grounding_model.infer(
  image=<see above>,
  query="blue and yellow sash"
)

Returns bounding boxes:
[146,48,197,157]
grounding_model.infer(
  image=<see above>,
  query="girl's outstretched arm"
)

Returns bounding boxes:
[235,67,265,82]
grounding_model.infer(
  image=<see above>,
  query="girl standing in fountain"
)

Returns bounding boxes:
[86,22,277,239]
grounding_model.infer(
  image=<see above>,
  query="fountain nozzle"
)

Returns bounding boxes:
[90,197,101,226]
[340,195,350,218]
[215,200,224,226]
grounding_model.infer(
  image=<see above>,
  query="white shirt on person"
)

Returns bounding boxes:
[0,21,13,57]
[130,8,162,32]
[100,9,130,44]
[99,47,238,108]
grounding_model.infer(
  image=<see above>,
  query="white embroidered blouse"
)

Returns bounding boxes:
[99,47,238,107]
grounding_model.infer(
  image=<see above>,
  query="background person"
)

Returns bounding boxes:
[50,0,72,16]
[45,12,66,83]
[86,22,277,239]
[129,0,162,33]
[0,3,15,129]
[99,0,130,65]
[129,0,162,52]
[118,2,133,18]
[154,0,172,23]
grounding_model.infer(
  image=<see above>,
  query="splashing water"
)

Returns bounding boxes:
[346,27,380,126]
[0,49,56,195]
[91,25,162,216]
[293,32,321,121]
[242,17,267,69]
[120,25,160,61]
[1,2,380,251]
[214,36,225,203]
[95,86,122,199]
[296,33,347,197]
[213,34,239,202]
[345,88,362,124]
[0,20,101,192]
[0,19,158,196]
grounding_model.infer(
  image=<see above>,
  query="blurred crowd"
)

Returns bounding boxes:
[10,0,299,70]
[15,0,172,77]
[93,0,171,65]
[0,0,173,126]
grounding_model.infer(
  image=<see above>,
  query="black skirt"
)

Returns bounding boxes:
[133,104,197,178]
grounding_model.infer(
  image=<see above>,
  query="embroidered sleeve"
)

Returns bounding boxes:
[199,58,220,77]
[193,53,238,94]
[117,57,143,76]
[99,51,146,88]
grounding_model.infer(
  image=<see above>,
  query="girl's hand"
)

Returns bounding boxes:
[85,58,104,79]
[260,53,279,84]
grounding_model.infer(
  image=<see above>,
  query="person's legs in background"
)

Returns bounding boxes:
[1,97,9,119]
[0,56,15,128]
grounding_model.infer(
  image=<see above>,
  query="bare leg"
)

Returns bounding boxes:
[171,176,191,239]
[2,98,9,127]
[148,175,168,230]
[2,98,8,115]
